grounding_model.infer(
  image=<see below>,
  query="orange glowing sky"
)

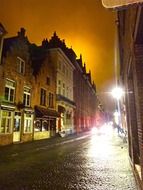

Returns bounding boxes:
[1,0,116,110]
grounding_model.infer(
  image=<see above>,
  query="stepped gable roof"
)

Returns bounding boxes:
[2,28,29,57]
[48,32,76,63]
[76,54,83,68]
[48,32,66,50]
[86,70,91,83]
[82,62,86,74]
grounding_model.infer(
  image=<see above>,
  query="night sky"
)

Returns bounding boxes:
[0,0,116,111]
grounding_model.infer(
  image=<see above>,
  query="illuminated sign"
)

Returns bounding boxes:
[102,0,143,8]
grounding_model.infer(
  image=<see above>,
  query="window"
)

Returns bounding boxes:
[24,113,33,133]
[23,87,31,107]
[0,110,13,134]
[46,77,50,85]
[4,79,15,102]
[40,88,46,106]
[58,80,61,94]
[42,121,48,131]
[63,83,65,96]
[35,120,42,132]
[34,120,49,132]
[48,92,54,108]
[17,57,25,74]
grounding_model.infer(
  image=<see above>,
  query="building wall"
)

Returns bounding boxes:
[73,58,96,133]
[118,7,143,186]
[32,49,57,140]
[48,48,75,134]
[0,29,34,145]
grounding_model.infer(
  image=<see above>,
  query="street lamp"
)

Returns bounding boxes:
[111,87,124,100]
[111,86,124,133]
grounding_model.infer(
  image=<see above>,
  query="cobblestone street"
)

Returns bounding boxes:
[0,130,138,190]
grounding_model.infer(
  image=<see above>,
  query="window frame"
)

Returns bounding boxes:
[40,88,46,106]
[17,56,25,75]
[4,79,15,103]
[23,87,31,107]
[24,113,33,133]
[48,92,54,108]
[0,110,13,134]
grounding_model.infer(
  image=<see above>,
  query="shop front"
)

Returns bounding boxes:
[34,106,60,140]
[0,104,15,145]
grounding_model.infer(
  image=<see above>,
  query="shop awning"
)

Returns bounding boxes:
[35,106,60,118]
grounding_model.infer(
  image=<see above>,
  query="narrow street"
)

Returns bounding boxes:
[0,129,138,190]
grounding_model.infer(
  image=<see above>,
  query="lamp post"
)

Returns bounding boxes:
[111,86,124,133]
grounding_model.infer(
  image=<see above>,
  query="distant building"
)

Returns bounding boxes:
[73,55,96,132]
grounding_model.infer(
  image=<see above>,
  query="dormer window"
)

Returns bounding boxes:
[17,57,25,74]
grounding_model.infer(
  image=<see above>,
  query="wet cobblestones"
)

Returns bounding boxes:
[0,131,138,189]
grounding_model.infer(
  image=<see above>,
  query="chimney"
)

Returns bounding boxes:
[18,28,26,37]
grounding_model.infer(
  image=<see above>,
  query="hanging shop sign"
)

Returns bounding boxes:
[102,0,143,8]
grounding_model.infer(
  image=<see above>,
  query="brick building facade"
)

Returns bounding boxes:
[0,28,34,145]
[118,7,143,188]
[0,27,97,145]
[30,43,59,140]
[73,55,96,132]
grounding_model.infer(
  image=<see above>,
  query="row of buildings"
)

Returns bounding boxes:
[0,24,97,146]
[117,6,143,189]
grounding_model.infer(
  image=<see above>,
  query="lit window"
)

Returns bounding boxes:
[40,88,46,106]
[23,87,31,107]
[24,113,33,133]
[34,120,42,132]
[17,57,25,74]
[42,121,48,131]
[4,79,15,102]
[0,110,13,134]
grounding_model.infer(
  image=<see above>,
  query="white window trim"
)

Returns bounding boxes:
[17,56,25,74]
[23,86,31,107]
[5,79,15,103]
[0,110,13,134]
[24,113,33,133]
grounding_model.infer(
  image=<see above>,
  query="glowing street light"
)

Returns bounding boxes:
[111,87,124,100]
